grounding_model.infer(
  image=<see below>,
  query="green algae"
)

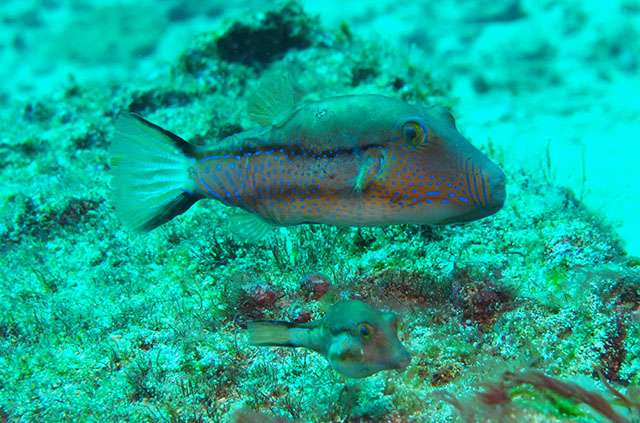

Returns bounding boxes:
[0,2,639,423]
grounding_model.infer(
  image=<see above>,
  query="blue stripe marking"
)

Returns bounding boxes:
[200,155,219,162]
[426,191,441,196]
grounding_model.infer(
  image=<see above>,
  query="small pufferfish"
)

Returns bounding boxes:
[247,300,411,378]
[110,78,506,240]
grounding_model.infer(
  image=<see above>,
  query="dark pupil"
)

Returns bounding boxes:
[404,125,417,141]
[360,325,370,336]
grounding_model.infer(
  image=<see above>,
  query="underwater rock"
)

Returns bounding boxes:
[215,2,317,67]
[451,268,513,327]
[128,88,192,114]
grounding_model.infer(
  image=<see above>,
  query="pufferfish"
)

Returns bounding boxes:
[247,300,411,378]
[110,79,505,240]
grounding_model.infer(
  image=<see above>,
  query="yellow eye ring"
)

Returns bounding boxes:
[357,322,374,340]
[401,121,427,146]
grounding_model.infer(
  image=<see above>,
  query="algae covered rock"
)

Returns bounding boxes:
[216,2,318,67]
[180,1,319,74]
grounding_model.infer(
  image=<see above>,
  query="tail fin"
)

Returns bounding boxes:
[247,321,299,347]
[109,113,199,233]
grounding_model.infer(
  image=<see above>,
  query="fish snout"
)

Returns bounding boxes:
[392,346,412,371]
[464,157,506,218]
[488,167,506,210]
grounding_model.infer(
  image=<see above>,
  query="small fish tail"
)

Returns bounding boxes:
[247,321,301,347]
[110,113,199,232]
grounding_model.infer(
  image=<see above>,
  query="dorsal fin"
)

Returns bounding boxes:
[247,75,296,126]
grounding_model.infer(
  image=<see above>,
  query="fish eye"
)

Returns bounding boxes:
[357,322,374,340]
[401,121,427,146]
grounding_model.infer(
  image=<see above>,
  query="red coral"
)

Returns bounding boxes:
[47,198,100,226]
[292,311,311,323]
[598,314,628,382]
[300,273,331,300]
[249,282,277,308]
[452,280,512,326]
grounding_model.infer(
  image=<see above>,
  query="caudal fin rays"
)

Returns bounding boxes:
[109,113,199,233]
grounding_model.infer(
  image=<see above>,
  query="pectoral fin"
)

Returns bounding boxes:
[353,149,386,192]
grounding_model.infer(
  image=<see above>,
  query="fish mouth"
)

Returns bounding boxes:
[392,347,412,371]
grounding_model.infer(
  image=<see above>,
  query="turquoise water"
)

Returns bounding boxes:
[1,1,639,422]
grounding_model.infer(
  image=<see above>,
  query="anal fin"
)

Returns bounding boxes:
[225,209,277,242]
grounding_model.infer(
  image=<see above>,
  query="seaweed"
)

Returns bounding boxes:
[439,370,640,422]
